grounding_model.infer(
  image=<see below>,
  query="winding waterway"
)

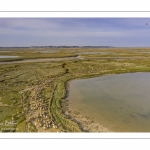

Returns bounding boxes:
[67,73,150,132]
[0,56,80,64]
[0,55,19,58]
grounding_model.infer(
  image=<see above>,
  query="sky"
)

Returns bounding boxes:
[0,18,150,47]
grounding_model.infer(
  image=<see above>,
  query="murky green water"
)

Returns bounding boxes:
[67,73,150,132]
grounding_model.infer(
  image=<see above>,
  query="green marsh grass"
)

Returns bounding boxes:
[1,47,150,132]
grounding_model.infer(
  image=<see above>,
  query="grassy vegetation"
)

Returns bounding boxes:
[1,47,150,132]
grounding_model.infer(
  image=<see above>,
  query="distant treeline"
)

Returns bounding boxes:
[0,46,113,49]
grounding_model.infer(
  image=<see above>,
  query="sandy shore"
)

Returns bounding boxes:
[65,106,111,132]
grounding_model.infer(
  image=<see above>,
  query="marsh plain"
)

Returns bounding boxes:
[1,47,150,132]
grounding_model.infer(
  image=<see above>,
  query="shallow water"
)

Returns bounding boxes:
[67,73,150,132]
[0,56,79,64]
[0,55,19,58]
[77,52,114,55]
[139,52,150,54]
[33,50,60,53]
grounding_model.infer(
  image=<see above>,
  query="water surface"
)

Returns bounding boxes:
[77,52,114,55]
[0,56,80,64]
[0,55,19,58]
[33,50,60,53]
[68,73,150,132]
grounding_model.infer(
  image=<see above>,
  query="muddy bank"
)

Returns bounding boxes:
[65,107,110,132]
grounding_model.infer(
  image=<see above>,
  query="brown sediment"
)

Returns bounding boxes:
[65,107,110,132]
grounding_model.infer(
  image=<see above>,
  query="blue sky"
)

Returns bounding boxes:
[0,18,150,47]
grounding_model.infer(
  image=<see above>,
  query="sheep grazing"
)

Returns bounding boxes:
[52,123,58,129]
[43,126,47,130]
[32,116,35,119]
[39,123,42,127]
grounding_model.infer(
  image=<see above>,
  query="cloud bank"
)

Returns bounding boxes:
[0,18,150,47]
